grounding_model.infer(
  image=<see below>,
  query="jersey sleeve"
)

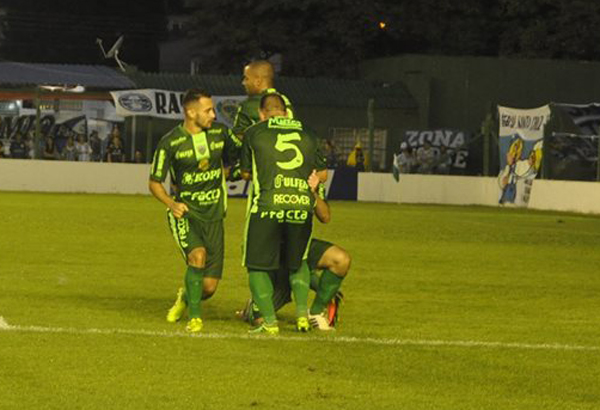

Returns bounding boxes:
[240,133,253,173]
[149,137,172,182]
[224,127,242,165]
[232,105,253,139]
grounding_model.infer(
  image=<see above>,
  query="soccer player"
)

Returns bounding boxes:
[240,93,326,334]
[239,171,351,331]
[149,88,241,333]
[232,60,294,140]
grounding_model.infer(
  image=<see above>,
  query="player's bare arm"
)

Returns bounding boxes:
[148,179,189,219]
[308,170,330,224]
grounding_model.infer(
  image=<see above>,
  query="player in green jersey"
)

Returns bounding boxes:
[232,60,294,140]
[238,171,351,331]
[149,88,241,333]
[240,93,326,334]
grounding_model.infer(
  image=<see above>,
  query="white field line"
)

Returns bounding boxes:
[0,316,597,352]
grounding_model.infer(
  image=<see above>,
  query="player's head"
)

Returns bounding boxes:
[259,93,287,121]
[242,60,275,96]
[183,88,216,130]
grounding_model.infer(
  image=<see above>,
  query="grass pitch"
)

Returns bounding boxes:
[1,191,599,409]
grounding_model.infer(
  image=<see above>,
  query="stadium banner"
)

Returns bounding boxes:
[497,105,550,206]
[110,89,245,127]
[401,129,470,173]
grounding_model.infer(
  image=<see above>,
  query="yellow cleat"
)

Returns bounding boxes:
[186,318,203,333]
[248,322,279,335]
[296,317,311,332]
[166,287,187,323]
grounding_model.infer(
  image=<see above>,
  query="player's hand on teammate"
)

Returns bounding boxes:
[308,169,320,193]
[169,201,189,219]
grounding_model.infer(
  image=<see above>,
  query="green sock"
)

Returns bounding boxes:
[185,266,204,319]
[310,269,344,315]
[309,270,321,292]
[289,261,310,318]
[248,270,276,324]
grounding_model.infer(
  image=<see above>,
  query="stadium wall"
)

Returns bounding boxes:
[0,159,150,194]
[358,172,600,215]
[2,161,600,215]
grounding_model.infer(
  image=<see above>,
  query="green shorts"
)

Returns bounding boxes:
[307,238,334,271]
[244,213,312,271]
[167,210,224,278]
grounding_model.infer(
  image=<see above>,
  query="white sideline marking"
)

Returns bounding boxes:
[0,316,597,352]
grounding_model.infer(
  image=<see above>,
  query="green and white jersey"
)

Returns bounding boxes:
[240,117,325,222]
[232,88,294,139]
[150,122,241,222]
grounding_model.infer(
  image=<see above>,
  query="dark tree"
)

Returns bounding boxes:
[0,0,167,71]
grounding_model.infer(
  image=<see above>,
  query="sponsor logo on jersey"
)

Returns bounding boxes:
[175,149,194,159]
[118,93,153,112]
[274,174,309,190]
[273,193,311,206]
[260,209,309,221]
[170,136,187,147]
[210,141,224,151]
[180,188,221,204]
[181,169,222,185]
[268,117,302,130]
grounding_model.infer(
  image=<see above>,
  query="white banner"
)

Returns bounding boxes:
[497,105,550,206]
[110,89,245,127]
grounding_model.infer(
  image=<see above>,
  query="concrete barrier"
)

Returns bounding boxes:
[358,173,499,206]
[0,159,150,194]
[358,172,600,215]
[2,161,600,215]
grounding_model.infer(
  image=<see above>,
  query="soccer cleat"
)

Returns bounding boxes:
[326,291,344,327]
[296,317,311,332]
[186,318,203,333]
[166,287,187,323]
[235,298,261,325]
[248,322,279,335]
[309,312,334,331]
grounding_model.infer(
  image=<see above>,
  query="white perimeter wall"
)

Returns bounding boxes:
[2,161,600,215]
[0,159,151,195]
[359,172,600,215]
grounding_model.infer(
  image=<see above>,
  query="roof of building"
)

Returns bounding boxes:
[127,71,416,110]
[0,62,137,89]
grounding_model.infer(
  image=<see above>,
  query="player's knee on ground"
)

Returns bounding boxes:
[187,247,207,269]
[322,246,351,277]
[202,277,219,300]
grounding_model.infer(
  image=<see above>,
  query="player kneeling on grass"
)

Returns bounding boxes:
[149,88,241,333]
[238,171,350,331]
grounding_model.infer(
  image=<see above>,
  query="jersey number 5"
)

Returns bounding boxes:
[275,133,304,170]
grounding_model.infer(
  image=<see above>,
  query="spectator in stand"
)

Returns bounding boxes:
[75,134,92,162]
[416,141,435,174]
[89,131,101,161]
[10,133,28,159]
[133,150,144,163]
[62,136,78,161]
[106,135,126,163]
[42,137,59,160]
[435,145,452,174]
[396,142,415,174]
[0,140,6,158]
[324,139,338,168]
[346,141,369,171]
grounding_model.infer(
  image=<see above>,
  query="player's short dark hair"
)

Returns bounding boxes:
[260,93,286,112]
[182,88,211,108]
